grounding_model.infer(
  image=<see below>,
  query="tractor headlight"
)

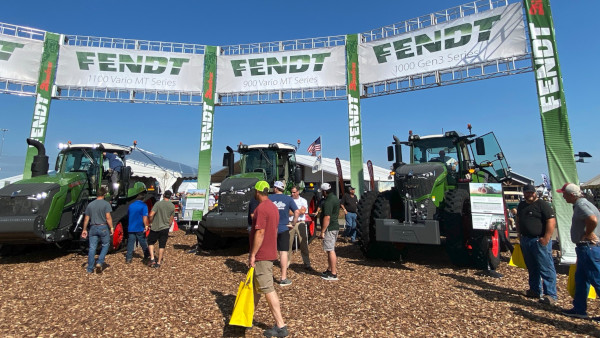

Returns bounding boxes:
[28,192,49,200]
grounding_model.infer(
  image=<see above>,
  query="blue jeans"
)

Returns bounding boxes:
[344,212,358,241]
[87,225,111,272]
[520,235,557,299]
[573,245,600,314]
[126,232,149,261]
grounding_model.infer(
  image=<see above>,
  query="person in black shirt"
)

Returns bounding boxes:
[341,186,359,242]
[516,184,557,305]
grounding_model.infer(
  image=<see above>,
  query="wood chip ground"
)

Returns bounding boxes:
[1,231,599,337]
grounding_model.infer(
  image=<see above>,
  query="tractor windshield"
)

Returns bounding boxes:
[411,137,459,172]
[241,149,277,182]
[57,149,102,174]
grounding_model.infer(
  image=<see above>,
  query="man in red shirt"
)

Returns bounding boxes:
[249,181,288,337]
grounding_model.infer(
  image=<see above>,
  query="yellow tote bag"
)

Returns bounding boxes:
[509,243,527,269]
[567,264,597,299]
[229,267,255,327]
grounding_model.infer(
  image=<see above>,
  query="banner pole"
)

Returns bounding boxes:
[523,0,578,264]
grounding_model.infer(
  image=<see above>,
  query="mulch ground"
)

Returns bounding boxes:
[1,231,599,337]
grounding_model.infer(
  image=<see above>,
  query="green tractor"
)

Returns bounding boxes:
[358,127,512,270]
[187,142,312,249]
[0,139,147,252]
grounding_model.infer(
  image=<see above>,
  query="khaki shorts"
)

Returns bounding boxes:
[323,230,338,251]
[253,260,275,294]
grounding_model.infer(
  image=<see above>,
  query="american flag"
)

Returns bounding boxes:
[307,137,321,156]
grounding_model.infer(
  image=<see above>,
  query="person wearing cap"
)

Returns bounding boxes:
[287,186,312,270]
[147,190,175,268]
[515,184,558,304]
[268,181,299,286]
[125,191,150,264]
[341,186,359,243]
[434,150,457,172]
[556,183,600,319]
[318,182,340,281]
[103,152,123,196]
[249,181,288,337]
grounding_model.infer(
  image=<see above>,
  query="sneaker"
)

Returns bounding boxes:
[263,325,288,337]
[522,289,541,299]
[539,296,557,306]
[152,262,161,269]
[321,271,338,280]
[148,259,156,267]
[591,316,600,323]
[279,279,292,287]
[95,263,102,274]
[125,259,132,264]
[562,308,589,319]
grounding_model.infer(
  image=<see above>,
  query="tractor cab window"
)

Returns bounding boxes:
[58,149,101,174]
[471,132,510,180]
[242,149,277,182]
[412,138,459,172]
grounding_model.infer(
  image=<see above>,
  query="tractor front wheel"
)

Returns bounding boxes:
[110,221,125,252]
[472,231,501,270]
[443,189,471,267]
[363,190,403,260]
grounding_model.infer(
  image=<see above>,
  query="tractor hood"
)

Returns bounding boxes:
[394,162,446,199]
[219,176,260,194]
[8,171,88,188]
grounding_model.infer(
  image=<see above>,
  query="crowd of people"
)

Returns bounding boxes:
[81,179,600,337]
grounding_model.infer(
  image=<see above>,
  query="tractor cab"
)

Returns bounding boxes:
[237,143,300,192]
[401,129,511,184]
[55,143,135,198]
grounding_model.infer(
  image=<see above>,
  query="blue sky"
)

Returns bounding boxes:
[0,0,598,185]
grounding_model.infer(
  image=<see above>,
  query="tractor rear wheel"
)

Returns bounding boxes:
[443,189,471,267]
[357,191,377,257]
[362,189,403,260]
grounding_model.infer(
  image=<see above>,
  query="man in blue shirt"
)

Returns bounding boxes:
[269,181,299,286]
[126,192,150,263]
[103,152,123,196]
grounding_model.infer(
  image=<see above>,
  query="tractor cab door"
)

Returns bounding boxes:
[471,132,510,181]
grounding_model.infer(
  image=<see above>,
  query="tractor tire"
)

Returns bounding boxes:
[472,231,501,270]
[195,217,225,250]
[357,191,377,257]
[443,189,471,267]
[362,189,403,260]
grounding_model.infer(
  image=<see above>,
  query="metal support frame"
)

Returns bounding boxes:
[0,0,530,105]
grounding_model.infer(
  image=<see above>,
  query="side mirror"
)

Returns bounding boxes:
[222,153,229,167]
[475,138,485,155]
[387,146,394,161]
[294,165,302,183]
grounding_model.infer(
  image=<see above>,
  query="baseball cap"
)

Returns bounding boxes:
[274,181,285,190]
[349,186,355,190]
[556,183,581,195]
[523,184,536,193]
[320,183,331,191]
[255,181,270,194]
[163,190,172,199]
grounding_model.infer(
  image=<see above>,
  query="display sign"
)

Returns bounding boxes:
[55,45,204,91]
[217,46,346,93]
[469,183,505,230]
[0,34,44,83]
[182,189,207,221]
[359,2,527,84]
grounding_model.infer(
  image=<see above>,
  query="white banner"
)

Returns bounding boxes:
[359,2,527,84]
[0,35,44,82]
[55,45,204,91]
[217,46,346,93]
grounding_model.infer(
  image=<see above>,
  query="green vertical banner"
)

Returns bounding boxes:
[524,0,578,263]
[345,34,365,197]
[195,45,217,220]
[23,32,60,179]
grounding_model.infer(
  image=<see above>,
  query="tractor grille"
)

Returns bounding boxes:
[219,190,253,213]
[395,163,445,200]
